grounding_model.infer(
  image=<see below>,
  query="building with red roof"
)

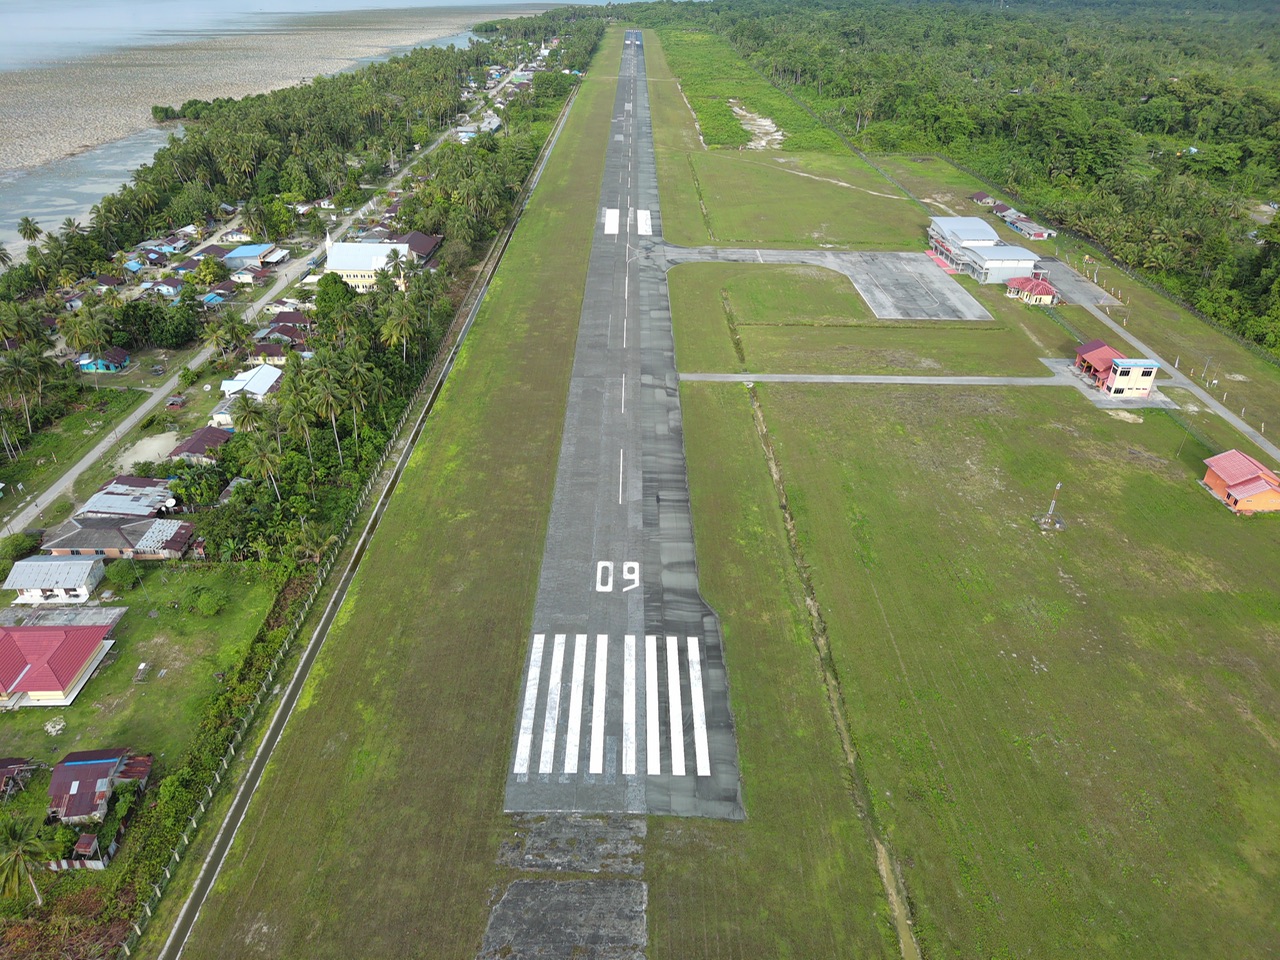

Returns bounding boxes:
[1203,450,1280,514]
[46,749,152,824]
[1006,276,1059,305]
[0,623,117,708]
[168,426,232,466]
[1074,340,1159,398]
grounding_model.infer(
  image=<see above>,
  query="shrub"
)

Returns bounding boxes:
[104,561,141,590]
[195,588,228,617]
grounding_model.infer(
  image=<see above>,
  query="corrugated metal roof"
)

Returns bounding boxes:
[1227,476,1280,499]
[325,241,409,273]
[930,216,1000,245]
[0,625,113,694]
[3,555,101,591]
[78,476,171,519]
[1205,449,1277,486]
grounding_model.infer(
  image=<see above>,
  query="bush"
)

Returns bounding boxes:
[195,587,227,617]
[104,561,141,590]
[178,367,200,390]
[0,532,40,583]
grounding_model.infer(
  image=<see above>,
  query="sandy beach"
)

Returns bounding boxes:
[0,4,548,175]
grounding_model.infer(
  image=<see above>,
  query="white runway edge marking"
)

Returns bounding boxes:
[666,635,686,776]
[563,633,588,774]
[623,635,636,775]
[604,208,620,235]
[646,635,660,775]
[687,637,711,776]
[513,633,545,775]
[636,210,652,236]
[538,633,566,773]
[589,634,608,774]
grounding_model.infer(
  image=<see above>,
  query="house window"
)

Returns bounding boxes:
[1141,369,1154,377]
[1112,388,1125,396]
[70,549,81,556]
[1114,368,1129,378]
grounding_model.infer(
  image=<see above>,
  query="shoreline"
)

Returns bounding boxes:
[0,4,549,176]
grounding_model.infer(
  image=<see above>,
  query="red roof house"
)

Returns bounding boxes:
[0,624,117,708]
[1006,276,1058,305]
[46,749,150,824]
[1075,339,1126,384]
[168,426,232,465]
[1203,450,1280,514]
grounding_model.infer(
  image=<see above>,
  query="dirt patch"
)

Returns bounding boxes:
[498,815,646,875]
[728,99,784,149]
[1107,411,1144,423]
[1226,373,1250,382]
[114,430,179,471]
[477,880,647,960]
[922,196,958,215]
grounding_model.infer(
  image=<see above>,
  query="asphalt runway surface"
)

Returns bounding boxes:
[503,30,744,820]
[664,246,991,321]
[1036,257,1121,306]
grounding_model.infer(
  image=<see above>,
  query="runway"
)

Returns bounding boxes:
[503,30,744,820]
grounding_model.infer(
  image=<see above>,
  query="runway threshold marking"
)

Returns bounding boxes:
[513,632,545,776]
[646,635,661,775]
[563,633,588,774]
[666,635,686,775]
[688,637,711,776]
[590,634,608,773]
[538,633,567,773]
[623,634,637,775]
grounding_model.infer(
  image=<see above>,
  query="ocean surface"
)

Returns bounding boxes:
[0,5,510,261]
[0,0,519,71]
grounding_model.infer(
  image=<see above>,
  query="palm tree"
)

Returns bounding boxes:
[16,217,41,243]
[379,299,415,363]
[0,817,53,908]
[0,243,11,271]
[230,392,265,433]
[309,366,347,468]
[291,521,338,564]
[245,430,283,501]
[0,350,36,432]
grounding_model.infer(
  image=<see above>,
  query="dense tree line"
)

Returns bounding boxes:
[618,0,1280,352]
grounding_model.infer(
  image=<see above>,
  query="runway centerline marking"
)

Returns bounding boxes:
[618,449,624,504]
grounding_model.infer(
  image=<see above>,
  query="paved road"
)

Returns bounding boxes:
[504,30,744,820]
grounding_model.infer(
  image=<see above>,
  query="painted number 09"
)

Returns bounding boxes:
[596,561,640,592]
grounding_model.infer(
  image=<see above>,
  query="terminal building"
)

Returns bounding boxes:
[927,217,1040,284]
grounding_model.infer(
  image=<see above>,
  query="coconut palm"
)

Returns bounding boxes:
[291,521,338,564]
[0,350,36,432]
[308,364,348,468]
[379,298,415,363]
[230,392,265,433]
[16,217,41,243]
[0,243,10,271]
[245,429,283,501]
[0,817,53,908]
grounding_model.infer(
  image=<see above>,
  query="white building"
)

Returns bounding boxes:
[220,363,283,399]
[323,237,411,292]
[3,556,104,605]
[927,217,1040,284]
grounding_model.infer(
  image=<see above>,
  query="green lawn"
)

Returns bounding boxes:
[670,262,1058,376]
[0,387,148,522]
[0,562,274,767]
[175,32,622,960]
[749,382,1280,958]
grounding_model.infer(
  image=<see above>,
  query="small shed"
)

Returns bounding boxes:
[1005,276,1059,305]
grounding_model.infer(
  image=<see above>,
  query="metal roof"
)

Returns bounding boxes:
[3,555,102,591]
[78,476,171,519]
[930,216,999,245]
[1205,449,1278,486]
[324,242,409,273]
[967,244,1039,265]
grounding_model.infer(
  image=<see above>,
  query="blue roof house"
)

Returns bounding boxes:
[77,347,130,373]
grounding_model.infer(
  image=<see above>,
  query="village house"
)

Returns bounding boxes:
[77,347,130,373]
[47,750,152,824]
[167,426,232,466]
[41,516,195,560]
[1202,450,1280,514]
[0,621,119,709]
[77,476,172,519]
[220,363,283,399]
[969,191,996,206]
[2,556,104,604]
[223,243,278,271]
[1005,276,1059,305]
[1074,339,1159,397]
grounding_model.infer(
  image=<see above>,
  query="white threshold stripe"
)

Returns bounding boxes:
[646,635,660,775]
[538,633,566,774]
[667,635,685,776]
[623,634,636,775]
[636,210,652,236]
[604,207,620,234]
[589,634,608,774]
[563,633,588,774]
[512,633,544,774]
[687,637,711,776]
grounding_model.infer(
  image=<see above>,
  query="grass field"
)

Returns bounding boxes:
[0,563,274,766]
[669,262,1061,376]
[648,382,896,959]
[175,32,622,960]
[748,382,1280,958]
[646,28,922,251]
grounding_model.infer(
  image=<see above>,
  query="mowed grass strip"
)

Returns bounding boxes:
[645,382,894,960]
[645,29,923,251]
[759,383,1280,958]
[178,32,623,960]
[670,261,1056,376]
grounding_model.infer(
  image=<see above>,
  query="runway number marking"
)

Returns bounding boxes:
[595,561,640,592]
